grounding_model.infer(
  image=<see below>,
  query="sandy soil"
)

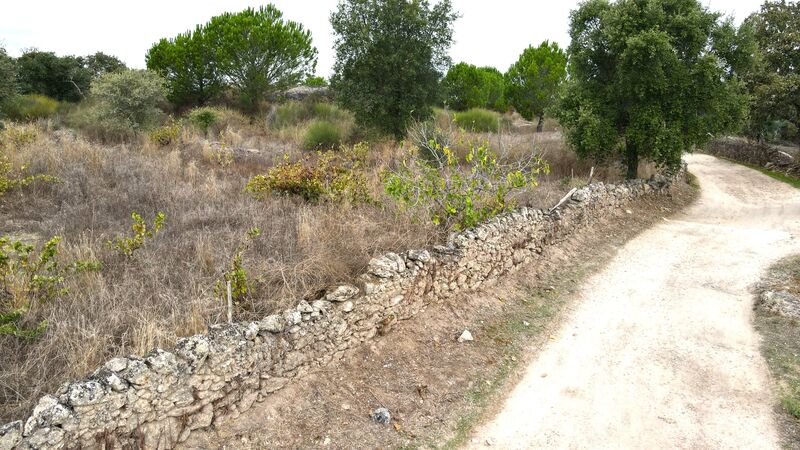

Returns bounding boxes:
[466,154,800,449]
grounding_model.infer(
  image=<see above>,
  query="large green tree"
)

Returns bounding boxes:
[745,0,800,145]
[556,0,751,179]
[330,0,458,137]
[146,26,222,108]
[505,41,567,132]
[204,5,317,113]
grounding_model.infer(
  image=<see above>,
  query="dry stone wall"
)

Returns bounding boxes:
[0,169,685,450]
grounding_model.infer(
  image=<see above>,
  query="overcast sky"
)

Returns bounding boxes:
[1,0,765,77]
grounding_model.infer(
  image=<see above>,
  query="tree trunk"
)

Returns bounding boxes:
[625,144,639,179]
[536,114,544,133]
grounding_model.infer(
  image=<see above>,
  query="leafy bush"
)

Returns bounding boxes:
[454,108,501,133]
[148,118,181,146]
[305,76,328,87]
[3,94,59,121]
[90,70,167,132]
[303,120,344,150]
[246,143,371,203]
[247,160,325,201]
[109,212,166,257]
[0,236,100,339]
[384,144,548,230]
[188,107,218,135]
[215,227,261,306]
[0,47,16,112]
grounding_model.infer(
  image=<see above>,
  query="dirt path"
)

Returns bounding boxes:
[467,154,800,449]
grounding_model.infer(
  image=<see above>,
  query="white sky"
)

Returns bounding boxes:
[1,0,765,77]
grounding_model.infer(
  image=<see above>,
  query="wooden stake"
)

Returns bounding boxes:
[587,166,595,185]
[550,187,578,213]
[226,281,233,324]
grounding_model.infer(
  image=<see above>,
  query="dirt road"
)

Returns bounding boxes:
[467,154,800,449]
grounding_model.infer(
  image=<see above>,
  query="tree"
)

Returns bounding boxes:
[81,52,126,79]
[441,63,486,110]
[146,25,222,108]
[204,5,317,113]
[555,0,751,179]
[479,67,507,111]
[0,47,17,111]
[441,63,506,111]
[15,50,91,102]
[745,0,800,145]
[331,0,458,138]
[505,41,567,132]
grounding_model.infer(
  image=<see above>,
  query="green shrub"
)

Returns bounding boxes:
[3,94,59,121]
[454,108,501,133]
[90,70,167,132]
[384,144,548,230]
[188,107,218,135]
[246,143,371,203]
[109,212,166,257]
[215,227,260,306]
[63,101,132,142]
[148,118,181,146]
[0,235,100,339]
[303,120,343,150]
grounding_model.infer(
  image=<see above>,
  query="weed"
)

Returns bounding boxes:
[108,212,166,257]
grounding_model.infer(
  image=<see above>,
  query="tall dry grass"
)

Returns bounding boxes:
[1,111,644,422]
[0,124,435,422]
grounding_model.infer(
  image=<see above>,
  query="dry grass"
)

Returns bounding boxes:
[0,123,433,421]
[1,111,637,423]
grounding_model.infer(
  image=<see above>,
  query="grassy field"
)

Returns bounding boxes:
[0,106,640,422]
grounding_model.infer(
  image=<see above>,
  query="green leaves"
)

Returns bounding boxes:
[384,143,547,231]
[109,212,166,257]
[148,5,317,112]
[744,1,800,143]
[505,41,567,125]
[0,235,98,339]
[146,26,222,108]
[330,0,458,137]
[442,63,506,111]
[556,0,751,178]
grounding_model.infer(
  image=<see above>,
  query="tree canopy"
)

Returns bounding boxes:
[330,0,458,137]
[0,47,17,111]
[555,0,751,178]
[205,5,317,113]
[146,26,222,108]
[12,50,126,103]
[744,0,799,144]
[505,41,567,131]
[441,63,506,111]
[147,5,317,112]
